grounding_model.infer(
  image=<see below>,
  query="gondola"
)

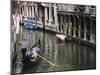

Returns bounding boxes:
[24,21,38,30]
[20,40,42,74]
[23,40,41,65]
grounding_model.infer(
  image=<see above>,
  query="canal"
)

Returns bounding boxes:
[14,26,96,74]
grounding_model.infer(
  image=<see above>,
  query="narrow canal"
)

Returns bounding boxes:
[14,26,96,74]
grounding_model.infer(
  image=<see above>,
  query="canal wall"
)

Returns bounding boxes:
[12,1,96,47]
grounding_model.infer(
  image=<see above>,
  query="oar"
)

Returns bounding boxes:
[27,48,57,66]
[37,54,56,66]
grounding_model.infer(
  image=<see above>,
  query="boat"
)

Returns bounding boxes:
[56,34,66,42]
[24,21,38,30]
[23,40,41,65]
[56,33,72,43]
[20,40,41,74]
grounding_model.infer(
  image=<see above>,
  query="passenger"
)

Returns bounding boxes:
[26,49,38,62]
[31,51,38,62]
[32,46,40,52]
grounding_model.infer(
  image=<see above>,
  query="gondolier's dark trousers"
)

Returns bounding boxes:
[21,48,27,60]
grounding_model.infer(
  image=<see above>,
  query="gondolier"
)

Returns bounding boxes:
[18,38,30,62]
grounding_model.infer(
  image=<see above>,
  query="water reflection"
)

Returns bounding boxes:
[17,27,96,74]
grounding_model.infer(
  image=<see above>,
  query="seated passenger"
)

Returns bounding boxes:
[26,50,38,62]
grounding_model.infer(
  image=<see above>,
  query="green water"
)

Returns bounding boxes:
[15,27,96,74]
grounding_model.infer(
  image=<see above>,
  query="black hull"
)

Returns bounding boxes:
[21,56,41,74]
[21,52,41,74]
